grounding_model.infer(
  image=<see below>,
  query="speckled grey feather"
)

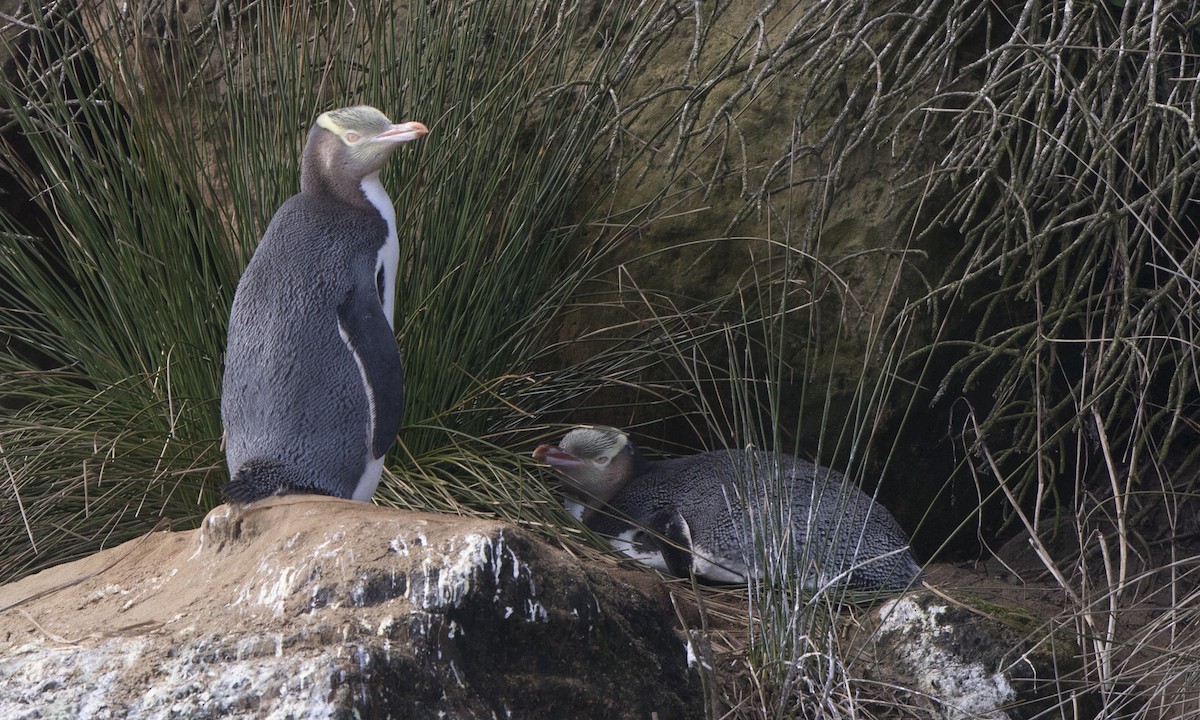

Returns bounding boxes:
[600,449,919,591]
[536,427,921,592]
[221,194,401,500]
[221,107,423,503]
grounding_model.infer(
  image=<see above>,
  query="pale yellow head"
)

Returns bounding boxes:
[302,105,428,201]
[532,426,635,505]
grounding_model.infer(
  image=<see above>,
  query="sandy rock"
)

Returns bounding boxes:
[0,497,698,719]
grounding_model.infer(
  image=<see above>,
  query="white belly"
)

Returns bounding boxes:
[352,456,386,502]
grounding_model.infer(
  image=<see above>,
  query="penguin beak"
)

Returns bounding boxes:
[532,444,581,470]
[373,121,429,144]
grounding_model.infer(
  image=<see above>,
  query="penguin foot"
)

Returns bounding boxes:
[222,459,308,504]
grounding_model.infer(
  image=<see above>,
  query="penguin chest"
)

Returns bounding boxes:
[360,173,400,328]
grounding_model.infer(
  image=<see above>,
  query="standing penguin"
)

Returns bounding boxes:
[533,426,921,592]
[221,106,427,503]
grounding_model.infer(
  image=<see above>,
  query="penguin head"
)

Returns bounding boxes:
[302,105,428,199]
[532,426,639,506]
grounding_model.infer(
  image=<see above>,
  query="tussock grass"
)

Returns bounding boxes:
[918,3,1200,718]
[0,0,652,578]
[3,0,1197,717]
[559,0,1200,716]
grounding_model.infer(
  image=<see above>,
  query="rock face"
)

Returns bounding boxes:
[0,498,698,719]
[862,578,1090,720]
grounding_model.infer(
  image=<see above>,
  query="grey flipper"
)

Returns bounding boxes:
[651,508,695,578]
[538,426,921,592]
[336,276,404,459]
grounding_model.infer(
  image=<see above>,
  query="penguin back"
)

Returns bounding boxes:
[599,448,920,591]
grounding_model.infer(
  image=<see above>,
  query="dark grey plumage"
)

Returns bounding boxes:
[534,426,921,592]
[221,106,427,503]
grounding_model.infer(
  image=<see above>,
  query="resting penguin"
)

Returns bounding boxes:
[220,106,427,503]
[533,426,921,592]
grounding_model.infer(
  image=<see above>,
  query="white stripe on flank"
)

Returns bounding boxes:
[337,319,385,501]
[610,530,670,572]
[337,317,376,443]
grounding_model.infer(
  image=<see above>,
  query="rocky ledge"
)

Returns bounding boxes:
[0,498,698,719]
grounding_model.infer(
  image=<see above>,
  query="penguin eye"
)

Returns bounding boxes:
[344,131,362,144]
[594,456,610,466]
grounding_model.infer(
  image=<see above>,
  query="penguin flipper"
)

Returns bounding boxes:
[336,283,405,459]
[651,508,695,578]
